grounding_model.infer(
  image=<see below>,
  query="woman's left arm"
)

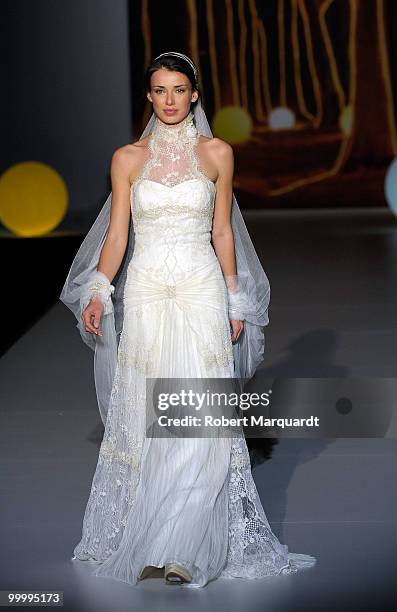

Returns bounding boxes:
[210,139,244,343]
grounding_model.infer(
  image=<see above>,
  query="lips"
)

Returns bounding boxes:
[164,109,177,114]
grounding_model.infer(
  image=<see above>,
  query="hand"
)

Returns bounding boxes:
[230,319,244,343]
[82,297,104,336]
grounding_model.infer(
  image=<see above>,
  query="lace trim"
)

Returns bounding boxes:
[132,110,213,190]
[152,110,196,143]
[221,436,298,579]
[117,307,160,375]
[133,199,213,222]
[196,319,234,373]
[72,367,146,561]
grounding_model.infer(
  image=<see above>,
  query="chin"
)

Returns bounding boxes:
[162,112,180,120]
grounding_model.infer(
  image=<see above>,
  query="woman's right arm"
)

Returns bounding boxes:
[82,146,136,336]
[97,147,135,282]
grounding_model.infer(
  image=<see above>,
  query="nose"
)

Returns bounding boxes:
[166,91,175,106]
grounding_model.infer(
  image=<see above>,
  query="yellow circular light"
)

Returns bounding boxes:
[339,105,353,136]
[212,106,252,144]
[0,161,68,237]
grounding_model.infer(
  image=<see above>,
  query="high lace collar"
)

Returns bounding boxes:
[152,110,197,144]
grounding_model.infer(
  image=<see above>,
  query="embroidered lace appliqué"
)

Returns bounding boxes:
[221,436,300,578]
[135,110,211,188]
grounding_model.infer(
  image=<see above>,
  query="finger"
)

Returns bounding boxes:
[92,313,104,336]
[91,313,104,336]
[88,307,102,328]
[235,325,243,341]
[84,316,100,335]
[93,322,103,336]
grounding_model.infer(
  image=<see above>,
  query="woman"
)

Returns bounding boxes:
[60,51,316,588]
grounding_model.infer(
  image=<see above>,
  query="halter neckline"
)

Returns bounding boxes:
[152,110,197,144]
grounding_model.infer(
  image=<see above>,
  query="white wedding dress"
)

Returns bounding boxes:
[71,111,316,587]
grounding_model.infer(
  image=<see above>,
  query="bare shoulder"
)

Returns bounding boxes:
[198,134,231,149]
[111,136,150,183]
[196,136,233,183]
[199,135,233,159]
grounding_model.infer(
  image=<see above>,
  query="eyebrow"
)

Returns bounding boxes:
[153,84,188,88]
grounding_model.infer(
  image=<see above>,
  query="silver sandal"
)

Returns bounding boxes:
[165,563,192,584]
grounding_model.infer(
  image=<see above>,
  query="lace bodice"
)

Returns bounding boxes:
[129,111,218,284]
[133,110,214,188]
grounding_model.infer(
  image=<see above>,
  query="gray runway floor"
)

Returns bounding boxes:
[1,208,396,612]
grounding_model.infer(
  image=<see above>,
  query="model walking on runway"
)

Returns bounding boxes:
[60,51,316,588]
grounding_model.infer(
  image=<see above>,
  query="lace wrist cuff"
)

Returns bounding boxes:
[89,271,115,301]
[81,271,115,315]
[224,274,249,321]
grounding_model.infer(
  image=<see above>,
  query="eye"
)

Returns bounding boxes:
[152,88,186,95]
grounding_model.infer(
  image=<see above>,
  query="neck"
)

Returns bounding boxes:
[152,110,197,143]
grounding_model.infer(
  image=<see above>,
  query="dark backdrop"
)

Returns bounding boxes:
[1,0,132,229]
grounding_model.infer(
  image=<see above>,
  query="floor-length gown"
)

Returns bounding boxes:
[71,110,316,588]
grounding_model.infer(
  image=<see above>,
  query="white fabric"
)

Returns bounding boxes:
[59,99,270,428]
[69,110,316,587]
[80,271,115,315]
[225,274,251,321]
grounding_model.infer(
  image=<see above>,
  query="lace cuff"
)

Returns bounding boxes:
[80,271,115,316]
[224,274,250,321]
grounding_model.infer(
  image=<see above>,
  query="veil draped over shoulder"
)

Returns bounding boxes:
[59,98,270,424]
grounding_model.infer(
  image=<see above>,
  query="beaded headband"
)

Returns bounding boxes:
[152,51,198,79]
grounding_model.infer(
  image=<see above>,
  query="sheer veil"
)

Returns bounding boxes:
[59,97,270,424]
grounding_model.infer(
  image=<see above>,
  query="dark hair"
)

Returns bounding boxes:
[143,54,200,109]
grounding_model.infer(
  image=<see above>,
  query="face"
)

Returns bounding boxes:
[147,67,198,124]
